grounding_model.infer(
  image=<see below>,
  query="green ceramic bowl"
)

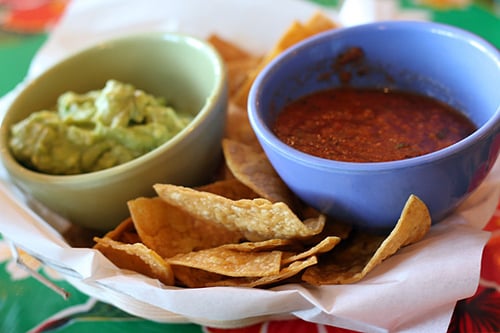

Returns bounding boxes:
[0,32,227,231]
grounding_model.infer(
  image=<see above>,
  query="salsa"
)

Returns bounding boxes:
[272,87,476,163]
[9,80,193,175]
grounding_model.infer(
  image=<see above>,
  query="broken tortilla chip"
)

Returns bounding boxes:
[301,195,431,285]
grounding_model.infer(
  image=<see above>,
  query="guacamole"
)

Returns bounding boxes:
[9,80,193,175]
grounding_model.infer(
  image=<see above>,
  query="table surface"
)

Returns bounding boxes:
[0,1,499,332]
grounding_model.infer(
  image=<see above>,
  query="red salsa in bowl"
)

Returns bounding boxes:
[248,21,499,230]
[272,87,477,163]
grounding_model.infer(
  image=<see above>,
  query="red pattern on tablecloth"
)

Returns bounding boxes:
[0,0,69,33]
[206,320,362,333]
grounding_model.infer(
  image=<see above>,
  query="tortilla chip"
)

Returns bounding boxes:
[226,57,262,96]
[232,12,337,109]
[100,217,141,244]
[154,184,325,241]
[128,197,243,258]
[303,217,353,246]
[101,217,133,240]
[206,255,318,288]
[224,104,259,147]
[304,11,338,34]
[208,34,253,63]
[282,236,341,265]
[301,195,431,285]
[221,238,299,252]
[208,34,261,97]
[222,139,298,209]
[94,237,174,286]
[230,20,304,108]
[196,178,260,201]
[167,247,282,277]
[172,265,226,288]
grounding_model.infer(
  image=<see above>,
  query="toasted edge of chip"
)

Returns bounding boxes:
[167,248,282,277]
[207,34,254,62]
[94,237,175,286]
[223,104,260,147]
[232,11,338,109]
[301,195,431,285]
[220,238,299,252]
[172,265,225,288]
[196,178,260,201]
[304,11,338,33]
[206,255,318,288]
[282,236,341,265]
[222,139,297,208]
[128,196,243,258]
[100,217,137,242]
[154,184,325,241]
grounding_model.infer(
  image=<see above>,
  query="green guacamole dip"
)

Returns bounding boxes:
[9,80,193,175]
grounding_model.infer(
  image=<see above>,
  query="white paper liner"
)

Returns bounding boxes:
[0,1,498,332]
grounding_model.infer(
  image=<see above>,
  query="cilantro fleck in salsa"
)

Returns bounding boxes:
[272,87,477,163]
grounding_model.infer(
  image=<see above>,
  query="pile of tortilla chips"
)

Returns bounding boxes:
[93,12,431,288]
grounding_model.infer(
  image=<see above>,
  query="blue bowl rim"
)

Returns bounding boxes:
[248,20,500,173]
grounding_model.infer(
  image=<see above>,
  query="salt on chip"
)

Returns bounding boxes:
[301,195,431,285]
[167,247,282,277]
[93,237,175,286]
[222,139,298,209]
[128,197,243,258]
[154,184,325,241]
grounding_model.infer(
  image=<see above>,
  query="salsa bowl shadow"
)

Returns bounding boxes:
[0,32,227,231]
[248,21,500,231]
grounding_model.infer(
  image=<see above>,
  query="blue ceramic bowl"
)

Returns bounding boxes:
[248,21,500,231]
